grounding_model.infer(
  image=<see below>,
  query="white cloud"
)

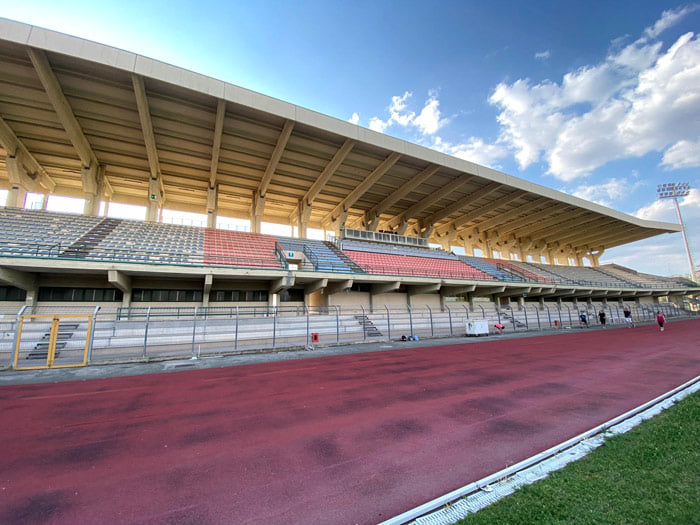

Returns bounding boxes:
[348,112,360,125]
[661,139,700,169]
[431,136,509,169]
[568,177,643,206]
[413,95,445,135]
[603,188,700,275]
[366,91,446,136]
[641,4,699,42]
[488,7,700,181]
[535,50,551,60]
[368,116,388,133]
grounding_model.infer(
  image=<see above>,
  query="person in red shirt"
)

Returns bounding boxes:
[656,311,666,332]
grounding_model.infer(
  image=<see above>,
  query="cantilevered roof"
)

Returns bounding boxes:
[0,18,681,255]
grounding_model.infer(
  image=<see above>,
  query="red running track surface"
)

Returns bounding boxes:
[1,320,699,524]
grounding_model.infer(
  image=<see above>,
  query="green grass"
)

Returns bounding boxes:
[456,391,700,524]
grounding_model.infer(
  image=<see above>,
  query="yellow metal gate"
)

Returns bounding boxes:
[13,314,94,370]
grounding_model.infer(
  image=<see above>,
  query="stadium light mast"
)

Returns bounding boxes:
[657,182,697,284]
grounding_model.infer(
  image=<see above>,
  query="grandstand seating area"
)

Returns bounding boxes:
[516,261,634,287]
[458,256,523,282]
[484,259,554,283]
[276,237,357,273]
[0,207,101,256]
[95,220,205,264]
[0,208,696,289]
[342,239,493,279]
[204,229,282,268]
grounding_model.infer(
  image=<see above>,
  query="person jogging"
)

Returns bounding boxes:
[657,311,666,332]
[598,309,606,328]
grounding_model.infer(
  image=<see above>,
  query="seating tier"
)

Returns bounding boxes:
[204,229,282,268]
[344,250,494,280]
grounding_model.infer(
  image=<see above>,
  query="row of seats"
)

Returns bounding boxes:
[0,208,695,288]
[344,250,494,280]
[341,239,458,260]
[277,237,354,273]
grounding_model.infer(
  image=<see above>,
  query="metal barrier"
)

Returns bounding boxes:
[12,313,97,370]
[2,303,697,368]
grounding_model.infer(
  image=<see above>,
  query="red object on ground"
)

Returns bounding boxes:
[1,320,699,524]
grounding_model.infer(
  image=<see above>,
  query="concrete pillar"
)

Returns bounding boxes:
[297,200,312,239]
[121,290,132,308]
[206,187,217,228]
[395,219,410,236]
[146,177,162,222]
[466,293,474,312]
[516,296,525,310]
[439,293,446,312]
[6,186,26,208]
[24,288,38,307]
[462,239,474,257]
[539,297,545,310]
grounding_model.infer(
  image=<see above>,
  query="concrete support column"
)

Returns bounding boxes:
[395,219,410,236]
[206,187,217,228]
[6,186,26,208]
[6,155,29,208]
[82,164,105,217]
[24,288,38,307]
[297,200,312,239]
[462,239,475,257]
[146,178,163,222]
[517,296,525,310]
[326,210,348,238]
[539,297,545,310]
[466,293,474,312]
[121,290,132,308]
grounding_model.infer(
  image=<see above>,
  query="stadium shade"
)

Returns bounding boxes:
[0,18,680,258]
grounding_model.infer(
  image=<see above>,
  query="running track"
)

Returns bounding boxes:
[1,320,699,524]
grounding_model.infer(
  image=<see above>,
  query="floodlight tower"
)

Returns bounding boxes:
[657,182,697,284]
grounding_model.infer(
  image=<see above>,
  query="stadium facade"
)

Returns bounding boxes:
[0,18,698,324]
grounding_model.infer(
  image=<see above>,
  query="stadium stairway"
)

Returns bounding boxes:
[324,241,365,273]
[60,218,122,259]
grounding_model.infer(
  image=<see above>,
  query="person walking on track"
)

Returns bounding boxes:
[623,305,634,327]
[657,311,666,332]
[598,309,606,328]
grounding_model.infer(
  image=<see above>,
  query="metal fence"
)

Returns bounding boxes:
[0,302,696,369]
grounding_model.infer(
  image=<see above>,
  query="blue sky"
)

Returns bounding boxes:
[2,1,699,276]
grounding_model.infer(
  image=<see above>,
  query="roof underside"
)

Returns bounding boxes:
[0,19,681,256]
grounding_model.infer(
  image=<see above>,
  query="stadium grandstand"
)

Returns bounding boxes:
[0,18,698,364]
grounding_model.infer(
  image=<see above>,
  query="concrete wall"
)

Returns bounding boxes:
[329,291,369,308]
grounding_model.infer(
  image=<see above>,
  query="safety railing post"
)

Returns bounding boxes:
[427,305,433,337]
[408,305,414,338]
[533,305,540,330]
[508,305,515,332]
[462,304,469,321]
[360,304,367,341]
[565,304,572,326]
[234,305,239,351]
[523,304,529,330]
[306,305,310,346]
[385,305,391,341]
[546,304,552,327]
[479,304,485,319]
[143,306,151,358]
[191,307,198,356]
[87,306,100,363]
[11,305,27,368]
[447,306,453,336]
[272,306,277,349]
[335,305,340,344]
[496,306,501,326]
